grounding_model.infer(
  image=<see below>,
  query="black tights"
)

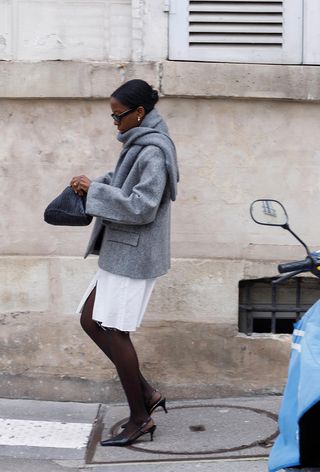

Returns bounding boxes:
[80,287,154,430]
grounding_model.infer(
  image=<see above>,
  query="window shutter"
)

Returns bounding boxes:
[169,0,303,64]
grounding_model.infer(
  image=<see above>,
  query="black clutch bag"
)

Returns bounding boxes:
[44,186,93,226]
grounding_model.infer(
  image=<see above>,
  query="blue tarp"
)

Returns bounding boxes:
[269,299,320,471]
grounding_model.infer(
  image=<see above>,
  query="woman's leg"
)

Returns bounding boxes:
[80,287,113,362]
[80,288,153,432]
[139,373,157,403]
[80,287,155,400]
[102,329,149,430]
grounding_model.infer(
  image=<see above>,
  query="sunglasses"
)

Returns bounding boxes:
[111,107,137,123]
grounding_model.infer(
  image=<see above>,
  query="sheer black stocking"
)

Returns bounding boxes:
[80,287,154,433]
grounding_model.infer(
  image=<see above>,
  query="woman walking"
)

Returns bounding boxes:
[70,79,179,447]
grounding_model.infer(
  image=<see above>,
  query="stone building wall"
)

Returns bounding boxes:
[1,2,320,401]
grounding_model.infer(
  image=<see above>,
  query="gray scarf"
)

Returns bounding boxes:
[112,109,179,201]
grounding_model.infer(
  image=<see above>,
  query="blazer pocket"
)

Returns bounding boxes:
[107,228,140,247]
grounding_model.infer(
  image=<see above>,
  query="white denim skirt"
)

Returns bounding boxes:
[76,268,157,332]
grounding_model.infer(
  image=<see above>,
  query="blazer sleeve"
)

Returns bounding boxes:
[86,149,167,225]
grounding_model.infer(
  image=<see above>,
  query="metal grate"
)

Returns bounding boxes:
[189,0,283,48]
[239,277,320,335]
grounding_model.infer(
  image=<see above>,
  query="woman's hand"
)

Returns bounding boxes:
[70,175,92,196]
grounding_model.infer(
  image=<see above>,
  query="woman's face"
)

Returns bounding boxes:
[110,97,145,133]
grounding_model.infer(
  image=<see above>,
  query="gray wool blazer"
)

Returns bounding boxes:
[84,110,178,279]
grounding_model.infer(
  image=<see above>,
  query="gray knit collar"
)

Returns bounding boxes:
[116,109,179,201]
[117,109,169,146]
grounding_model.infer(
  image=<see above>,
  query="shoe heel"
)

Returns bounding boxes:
[159,398,168,414]
[149,425,156,441]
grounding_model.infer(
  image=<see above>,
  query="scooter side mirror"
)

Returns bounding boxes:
[250,199,288,227]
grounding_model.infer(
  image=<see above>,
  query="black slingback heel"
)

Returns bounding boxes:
[121,390,168,429]
[149,394,168,415]
[101,418,156,447]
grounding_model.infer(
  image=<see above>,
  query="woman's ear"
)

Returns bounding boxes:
[137,106,146,120]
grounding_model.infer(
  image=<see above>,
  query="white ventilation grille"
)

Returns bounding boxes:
[169,0,303,63]
[189,0,283,48]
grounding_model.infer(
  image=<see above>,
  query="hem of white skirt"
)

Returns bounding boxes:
[75,279,97,315]
[75,269,156,332]
[92,318,136,333]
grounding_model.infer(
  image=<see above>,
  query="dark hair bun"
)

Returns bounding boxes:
[111,79,159,114]
[151,89,159,104]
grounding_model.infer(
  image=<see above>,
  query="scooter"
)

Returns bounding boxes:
[250,199,320,472]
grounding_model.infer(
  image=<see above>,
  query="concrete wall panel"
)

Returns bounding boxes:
[0,1,169,62]
[0,0,132,61]
[0,62,161,99]
[0,312,292,401]
[162,61,320,101]
[2,62,320,100]
[149,259,245,324]
[2,97,320,263]
[1,85,320,400]
[59,257,97,315]
[0,257,50,313]
[0,0,11,60]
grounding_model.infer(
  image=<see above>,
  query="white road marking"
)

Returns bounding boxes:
[0,419,92,449]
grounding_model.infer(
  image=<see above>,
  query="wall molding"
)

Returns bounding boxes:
[0,61,320,101]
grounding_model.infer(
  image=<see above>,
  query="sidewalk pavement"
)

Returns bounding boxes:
[0,395,282,472]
